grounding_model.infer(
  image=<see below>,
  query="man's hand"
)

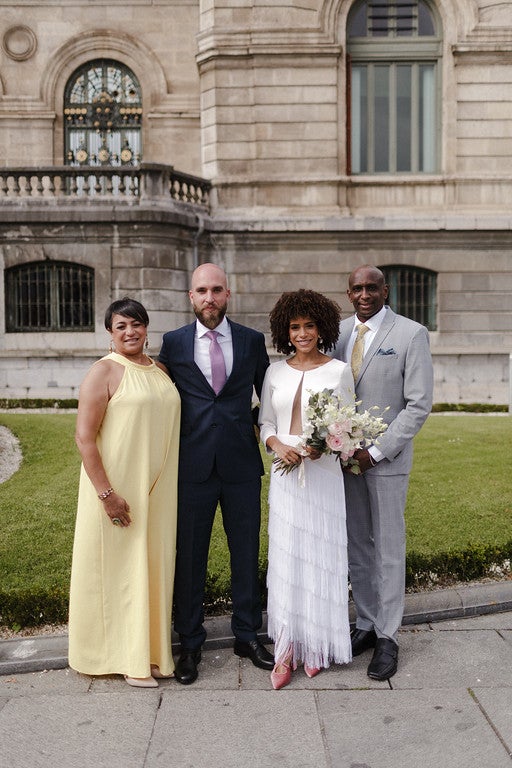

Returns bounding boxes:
[343,448,374,474]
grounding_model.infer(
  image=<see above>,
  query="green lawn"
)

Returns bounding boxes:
[0,413,511,627]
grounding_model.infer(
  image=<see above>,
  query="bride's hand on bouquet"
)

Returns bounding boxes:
[268,438,304,475]
[274,442,303,466]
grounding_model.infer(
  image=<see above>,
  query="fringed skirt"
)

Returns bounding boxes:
[266,438,352,670]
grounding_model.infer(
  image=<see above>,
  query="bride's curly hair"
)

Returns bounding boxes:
[269,288,342,354]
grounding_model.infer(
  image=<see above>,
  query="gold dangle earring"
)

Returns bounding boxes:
[109,339,114,353]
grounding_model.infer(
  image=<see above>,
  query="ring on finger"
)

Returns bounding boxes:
[112,517,122,526]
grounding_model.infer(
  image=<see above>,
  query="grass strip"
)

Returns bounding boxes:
[0,413,511,627]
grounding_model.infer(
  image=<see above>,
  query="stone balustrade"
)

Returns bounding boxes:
[0,163,211,209]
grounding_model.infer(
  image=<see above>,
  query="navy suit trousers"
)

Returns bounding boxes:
[173,469,263,649]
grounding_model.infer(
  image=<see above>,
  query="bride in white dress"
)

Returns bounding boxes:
[259,289,354,689]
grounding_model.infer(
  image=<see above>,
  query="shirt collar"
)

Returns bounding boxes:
[352,305,388,333]
[196,316,230,338]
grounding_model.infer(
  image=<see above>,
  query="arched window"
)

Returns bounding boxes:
[347,0,441,174]
[5,262,94,332]
[64,59,142,167]
[380,264,437,329]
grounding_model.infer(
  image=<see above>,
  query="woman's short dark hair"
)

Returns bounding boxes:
[104,297,149,331]
[269,289,342,354]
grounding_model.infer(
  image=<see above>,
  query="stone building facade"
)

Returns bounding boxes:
[1,0,511,404]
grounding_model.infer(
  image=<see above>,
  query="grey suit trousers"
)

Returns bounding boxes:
[344,470,409,642]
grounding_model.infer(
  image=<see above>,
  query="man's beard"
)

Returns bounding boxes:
[193,305,227,329]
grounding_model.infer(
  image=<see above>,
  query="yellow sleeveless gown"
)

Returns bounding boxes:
[68,353,180,678]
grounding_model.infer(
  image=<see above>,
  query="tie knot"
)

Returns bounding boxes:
[356,324,370,338]
[205,330,219,341]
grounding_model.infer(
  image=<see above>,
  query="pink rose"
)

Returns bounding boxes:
[326,434,344,451]
[328,419,352,436]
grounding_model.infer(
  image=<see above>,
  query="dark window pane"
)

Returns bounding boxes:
[348,3,368,37]
[5,262,94,332]
[418,0,435,35]
[374,66,390,172]
[380,265,437,330]
[396,65,412,171]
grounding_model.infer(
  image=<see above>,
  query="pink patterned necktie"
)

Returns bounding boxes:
[205,330,227,394]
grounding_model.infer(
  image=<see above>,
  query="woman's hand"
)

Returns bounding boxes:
[102,493,132,527]
[268,438,303,467]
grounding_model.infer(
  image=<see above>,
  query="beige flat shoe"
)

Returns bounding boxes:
[151,666,174,679]
[124,675,158,688]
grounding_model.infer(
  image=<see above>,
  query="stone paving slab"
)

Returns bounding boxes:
[390,627,512,689]
[472,687,512,758]
[317,688,512,768]
[0,691,160,768]
[0,667,89,699]
[148,689,327,768]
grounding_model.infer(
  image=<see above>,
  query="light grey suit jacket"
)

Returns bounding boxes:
[333,308,433,476]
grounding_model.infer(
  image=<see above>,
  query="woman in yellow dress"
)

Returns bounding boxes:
[68,297,180,688]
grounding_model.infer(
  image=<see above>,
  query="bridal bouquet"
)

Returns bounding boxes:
[273,388,388,477]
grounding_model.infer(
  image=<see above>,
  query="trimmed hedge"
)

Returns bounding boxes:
[0,398,78,410]
[2,545,510,628]
[0,588,69,629]
[0,399,508,413]
[431,403,508,413]
[406,541,512,590]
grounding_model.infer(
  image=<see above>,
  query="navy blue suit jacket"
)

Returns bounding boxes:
[159,319,269,483]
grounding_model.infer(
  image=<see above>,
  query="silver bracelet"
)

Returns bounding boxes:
[98,487,114,500]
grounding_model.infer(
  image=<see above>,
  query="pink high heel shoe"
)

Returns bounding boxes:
[304,664,321,678]
[270,659,292,690]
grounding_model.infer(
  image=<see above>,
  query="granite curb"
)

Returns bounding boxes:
[1,580,510,677]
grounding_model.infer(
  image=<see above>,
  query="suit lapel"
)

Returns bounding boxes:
[182,322,213,393]
[226,320,245,387]
[181,323,196,360]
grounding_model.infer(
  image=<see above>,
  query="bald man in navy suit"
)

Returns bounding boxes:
[159,263,273,684]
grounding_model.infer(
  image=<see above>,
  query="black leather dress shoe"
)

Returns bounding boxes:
[367,638,399,680]
[350,628,377,657]
[175,650,201,685]
[234,639,274,670]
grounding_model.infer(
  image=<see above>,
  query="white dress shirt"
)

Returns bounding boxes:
[194,316,233,388]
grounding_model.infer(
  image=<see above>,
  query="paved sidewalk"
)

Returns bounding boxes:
[0,582,511,768]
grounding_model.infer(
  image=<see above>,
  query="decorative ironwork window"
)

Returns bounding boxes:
[5,262,94,332]
[380,264,437,330]
[347,0,441,174]
[64,59,142,167]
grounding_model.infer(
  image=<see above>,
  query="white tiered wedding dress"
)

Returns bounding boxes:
[259,358,354,670]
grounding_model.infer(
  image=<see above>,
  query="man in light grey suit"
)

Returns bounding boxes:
[333,265,433,680]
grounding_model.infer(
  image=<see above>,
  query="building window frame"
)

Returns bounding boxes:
[380,264,437,330]
[64,59,142,167]
[347,0,442,175]
[5,261,95,332]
